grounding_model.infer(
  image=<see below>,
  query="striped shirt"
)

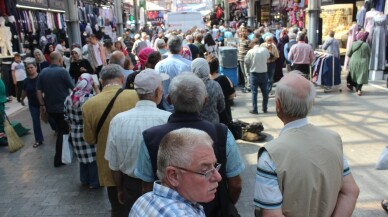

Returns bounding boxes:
[105,100,171,177]
[129,181,205,217]
[254,118,351,209]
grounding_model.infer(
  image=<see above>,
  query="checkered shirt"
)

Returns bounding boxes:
[129,181,205,217]
[64,93,97,163]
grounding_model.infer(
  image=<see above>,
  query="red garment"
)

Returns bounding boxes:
[216,8,223,19]
[0,0,7,16]
[133,48,154,71]
[45,54,51,65]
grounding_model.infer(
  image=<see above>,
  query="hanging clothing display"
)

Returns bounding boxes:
[364,9,380,34]
[369,14,387,70]
[312,52,341,87]
[356,6,366,29]
[373,0,385,12]
[344,23,358,71]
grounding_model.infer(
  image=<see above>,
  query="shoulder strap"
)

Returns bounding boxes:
[95,88,124,143]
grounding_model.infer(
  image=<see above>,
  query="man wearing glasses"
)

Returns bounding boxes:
[135,73,245,216]
[129,128,222,216]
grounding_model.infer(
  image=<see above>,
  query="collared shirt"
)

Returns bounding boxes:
[284,39,297,63]
[154,54,191,112]
[254,118,351,210]
[105,100,171,177]
[244,45,270,73]
[288,42,315,65]
[322,37,340,58]
[129,181,205,217]
[260,42,279,63]
[134,113,245,182]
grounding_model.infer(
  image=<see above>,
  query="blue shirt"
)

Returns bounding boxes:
[154,54,191,112]
[224,31,233,39]
[135,129,245,182]
[129,181,205,217]
[254,118,351,210]
[283,39,296,64]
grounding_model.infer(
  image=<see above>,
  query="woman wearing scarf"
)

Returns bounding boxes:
[64,73,100,189]
[69,48,94,84]
[133,47,154,71]
[33,49,49,73]
[347,30,370,96]
[191,58,225,124]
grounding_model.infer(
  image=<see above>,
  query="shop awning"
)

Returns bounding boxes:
[146,2,167,11]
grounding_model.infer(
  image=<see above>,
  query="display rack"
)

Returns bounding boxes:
[314,50,342,93]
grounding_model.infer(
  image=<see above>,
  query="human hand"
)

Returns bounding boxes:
[117,190,125,205]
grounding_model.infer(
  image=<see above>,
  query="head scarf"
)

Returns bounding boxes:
[71,48,83,62]
[181,45,192,61]
[33,49,46,63]
[70,73,94,107]
[135,47,154,70]
[356,31,369,42]
[191,58,210,82]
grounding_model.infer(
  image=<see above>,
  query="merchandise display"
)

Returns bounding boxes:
[321,4,353,41]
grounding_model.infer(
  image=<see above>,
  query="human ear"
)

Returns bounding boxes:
[165,166,180,187]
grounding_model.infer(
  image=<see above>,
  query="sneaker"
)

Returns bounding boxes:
[249,110,258,114]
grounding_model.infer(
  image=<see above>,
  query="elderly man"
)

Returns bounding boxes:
[130,128,222,216]
[186,34,199,60]
[105,69,170,216]
[284,32,297,72]
[260,35,279,93]
[82,64,138,217]
[109,51,125,67]
[244,38,270,115]
[288,32,315,77]
[322,30,340,59]
[135,73,244,217]
[36,51,75,167]
[154,35,191,112]
[254,72,359,217]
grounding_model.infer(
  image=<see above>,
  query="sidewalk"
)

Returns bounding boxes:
[5,99,26,117]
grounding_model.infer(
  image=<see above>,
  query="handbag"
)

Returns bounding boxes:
[95,88,124,143]
[376,147,388,170]
[61,134,73,164]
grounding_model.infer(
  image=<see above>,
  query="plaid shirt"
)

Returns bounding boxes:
[129,181,205,217]
[64,93,97,163]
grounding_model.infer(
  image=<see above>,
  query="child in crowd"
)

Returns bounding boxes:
[11,53,27,104]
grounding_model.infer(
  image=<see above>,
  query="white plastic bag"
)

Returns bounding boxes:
[61,134,73,164]
[376,147,388,170]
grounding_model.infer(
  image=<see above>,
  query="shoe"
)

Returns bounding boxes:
[54,160,65,168]
[346,83,354,91]
[382,200,388,212]
[33,142,43,148]
[249,110,258,114]
[262,110,268,113]
[357,90,362,96]
[247,88,251,92]
[241,88,248,93]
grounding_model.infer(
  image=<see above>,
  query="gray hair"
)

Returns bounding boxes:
[100,64,124,81]
[167,35,183,54]
[297,32,305,41]
[289,33,297,40]
[109,51,126,67]
[185,34,193,42]
[275,71,316,118]
[168,73,207,113]
[156,128,213,180]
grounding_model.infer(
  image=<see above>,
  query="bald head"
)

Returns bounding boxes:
[109,51,125,67]
[275,71,316,119]
[50,51,63,65]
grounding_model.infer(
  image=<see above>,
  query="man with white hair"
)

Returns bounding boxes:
[109,51,126,67]
[260,35,279,93]
[105,69,171,216]
[130,128,222,216]
[288,32,315,77]
[284,32,297,72]
[131,34,147,56]
[186,34,199,60]
[254,72,359,217]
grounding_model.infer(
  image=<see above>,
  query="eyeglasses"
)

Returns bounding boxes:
[173,163,221,179]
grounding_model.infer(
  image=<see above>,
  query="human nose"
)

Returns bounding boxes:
[210,169,222,182]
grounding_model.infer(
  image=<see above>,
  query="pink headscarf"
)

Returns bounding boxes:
[134,47,154,70]
[70,73,94,107]
[356,31,369,42]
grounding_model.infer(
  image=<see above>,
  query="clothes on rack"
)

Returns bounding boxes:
[344,24,358,71]
[369,14,386,70]
[312,52,341,86]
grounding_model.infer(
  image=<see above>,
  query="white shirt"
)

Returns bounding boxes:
[105,100,171,177]
[11,62,27,81]
[244,45,270,73]
[55,44,66,56]
[93,44,103,66]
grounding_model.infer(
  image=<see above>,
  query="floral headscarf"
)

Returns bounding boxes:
[70,73,94,107]
[181,45,192,61]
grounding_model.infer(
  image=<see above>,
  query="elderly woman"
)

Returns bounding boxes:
[21,63,44,147]
[33,49,49,73]
[191,58,225,124]
[64,73,100,188]
[347,30,370,96]
[69,48,94,83]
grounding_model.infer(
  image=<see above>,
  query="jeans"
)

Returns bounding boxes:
[250,72,269,112]
[239,60,250,90]
[29,105,43,143]
[80,161,99,187]
[107,186,128,217]
[48,112,69,166]
[16,81,23,101]
[267,62,276,92]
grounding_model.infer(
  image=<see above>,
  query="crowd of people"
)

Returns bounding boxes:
[1,19,369,216]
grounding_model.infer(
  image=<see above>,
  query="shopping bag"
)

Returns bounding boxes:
[61,134,73,164]
[376,147,388,170]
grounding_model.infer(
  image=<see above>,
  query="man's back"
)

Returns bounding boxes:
[288,42,314,64]
[264,124,343,217]
[245,45,270,73]
[82,86,138,186]
[37,65,74,113]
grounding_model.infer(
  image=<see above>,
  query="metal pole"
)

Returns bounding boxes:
[224,0,229,25]
[308,0,320,49]
[134,0,139,31]
[115,0,124,36]
[64,0,81,46]
[247,0,255,27]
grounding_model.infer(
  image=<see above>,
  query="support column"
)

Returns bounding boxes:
[115,0,124,36]
[247,0,255,27]
[307,0,320,49]
[133,0,139,31]
[64,0,81,46]
[224,0,229,25]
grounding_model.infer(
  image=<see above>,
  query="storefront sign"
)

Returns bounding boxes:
[17,0,49,8]
[321,0,334,5]
[49,0,65,10]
